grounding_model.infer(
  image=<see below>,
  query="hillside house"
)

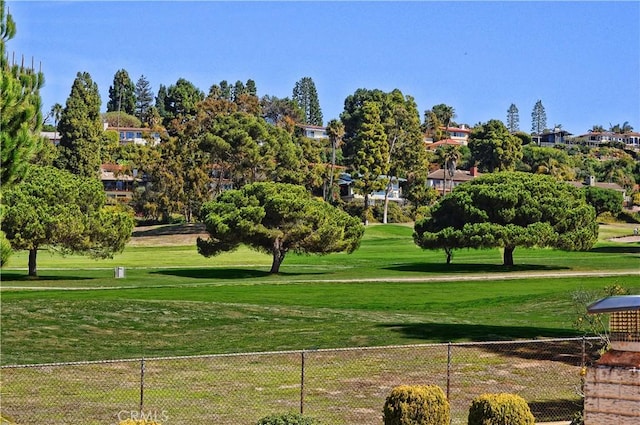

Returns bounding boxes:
[427,166,481,195]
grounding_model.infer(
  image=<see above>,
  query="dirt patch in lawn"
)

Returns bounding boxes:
[128,223,209,247]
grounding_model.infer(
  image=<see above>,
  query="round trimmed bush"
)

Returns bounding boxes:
[467,393,534,425]
[255,413,320,425]
[383,385,450,425]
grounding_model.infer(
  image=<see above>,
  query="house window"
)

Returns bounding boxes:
[119,132,125,140]
[126,131,134,139]
[136,132,142,139]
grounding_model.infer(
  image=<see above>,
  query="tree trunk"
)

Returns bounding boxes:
[363,194,370,225]
[503,246,515,266]
[270,238,286,274]
[28,248,38,277]
[382,179,393,224]
[327,140,336,202]
[445,247,453,265]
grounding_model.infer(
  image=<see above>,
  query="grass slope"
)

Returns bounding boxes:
[1,223,639,364]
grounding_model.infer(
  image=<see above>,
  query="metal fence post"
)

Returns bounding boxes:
[300,350,305,415]
[139,357,145,414]
[447,342,452,400]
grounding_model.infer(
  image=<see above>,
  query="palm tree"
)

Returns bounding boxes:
[326,119,344,203]
[437,144,461,194]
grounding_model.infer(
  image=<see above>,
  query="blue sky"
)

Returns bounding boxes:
[7,1,640,135]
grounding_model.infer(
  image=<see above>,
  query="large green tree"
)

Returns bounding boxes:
[1,166,134,276]
[414,172,598,266]
[55,71,103,178]
[469,119,523,172]
[197,182,364,273]
[162,78,205,133]
[134,74,154,125]
[292,76,323,126]
[106,69,136,116]
[351,101,390,221]
[0,0,46,189]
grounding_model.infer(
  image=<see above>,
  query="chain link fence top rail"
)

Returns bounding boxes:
[1,337,602,425]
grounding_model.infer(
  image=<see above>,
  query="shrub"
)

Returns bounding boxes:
[255,413,320,425]
[467,393,534,425]
[383,385,450,425]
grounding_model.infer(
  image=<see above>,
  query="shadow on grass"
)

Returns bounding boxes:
[381,322,604,366]
[590,245,640,254]
[529,399,582,423]
[132,223,206,237]
[384,263,570,274]
[0,272,94,282]
[152,268,328,279]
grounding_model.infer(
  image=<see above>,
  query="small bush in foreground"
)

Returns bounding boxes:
[383,384,450,425]
[255,413,320,425]
[467,393,534,425]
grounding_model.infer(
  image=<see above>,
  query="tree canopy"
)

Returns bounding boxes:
[292,76,323,126]
[0,0,45,189]
[55,71,103,178]
[1,165,135,276]
[469,119,523,173]
[413,171,598,266]
[197,182,364,273]
[106,69,136,116]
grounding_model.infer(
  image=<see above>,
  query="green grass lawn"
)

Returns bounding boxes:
[1,223,639,365]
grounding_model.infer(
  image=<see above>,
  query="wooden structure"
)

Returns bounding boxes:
[584,296,640,424]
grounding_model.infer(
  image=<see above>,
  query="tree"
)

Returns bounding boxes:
[292,77,323,126]
[197,182,364,273]
[162,78,204,133]
[519,144,575,180]
[55,71,103,178]
[469,119,523,172]
[436,144,461,195]
[106,69,136,117]
[134,75,154,125]
[326,119,345,202]
[260,95,303,131]
[351,101,390,221]
[413,172,598,266]
[530,100,547,135]
[423,104,456,141]
[506,103,519,133]
[584,186,623,217]
[0,0,46,189]
[1,166,134,276]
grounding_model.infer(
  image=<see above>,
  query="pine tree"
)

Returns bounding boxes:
[55,72,103,178]
[531,100,547,135]
[352,101,389,220]
[134,75,154,125]
[106,69,135,116]
[0,0,46,189]
[506,103,519,133]
[292,77,323,126]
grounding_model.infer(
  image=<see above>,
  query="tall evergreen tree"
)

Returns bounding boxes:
[155,84,168,119]
[106,69,136,116]
[292,76,323,126]
[55,71,103,178]
[531,100,547,135]
[506,103,519,133]
[134,74,154,125]
[0,0,46,189]
[351,101,389,221]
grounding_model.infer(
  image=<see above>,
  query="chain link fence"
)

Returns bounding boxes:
[1,337,602,425]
